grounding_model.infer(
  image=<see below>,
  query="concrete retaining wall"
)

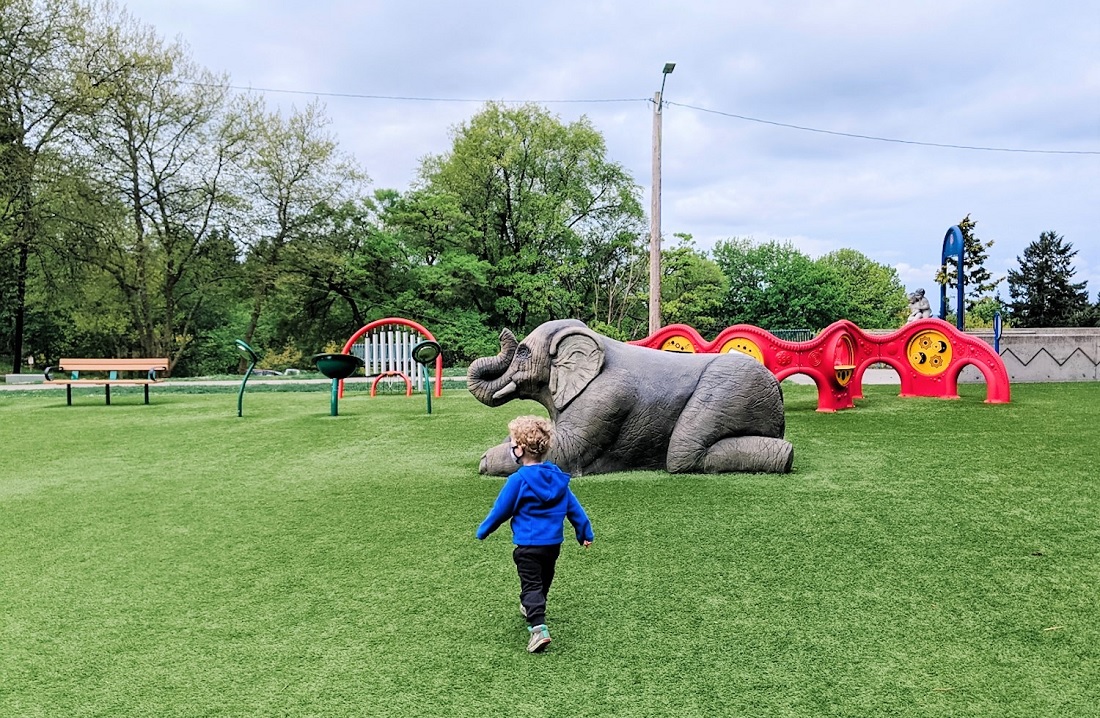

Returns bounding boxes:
[3,373,43,384]
[958,328,1100,383]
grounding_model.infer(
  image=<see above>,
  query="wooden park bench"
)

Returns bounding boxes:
[44,358,169,405]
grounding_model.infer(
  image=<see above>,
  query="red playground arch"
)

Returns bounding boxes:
[631,318,1010,412]
[339,318,443,399]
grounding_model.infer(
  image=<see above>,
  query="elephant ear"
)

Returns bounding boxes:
[549,328,605,411]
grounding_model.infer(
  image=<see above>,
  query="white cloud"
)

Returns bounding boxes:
[893,263,943,293]
[118,0,1100,298]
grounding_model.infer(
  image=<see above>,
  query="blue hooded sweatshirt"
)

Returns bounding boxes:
[477,462,594,546]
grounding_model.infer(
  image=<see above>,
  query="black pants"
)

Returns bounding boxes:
[513,544,561,627]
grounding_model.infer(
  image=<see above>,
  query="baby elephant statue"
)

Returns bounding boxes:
[467,319,794,476]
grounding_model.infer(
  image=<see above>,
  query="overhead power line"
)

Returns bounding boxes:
[184,81,1100,156]
[186,81,648,105]
[667,101,1100,156]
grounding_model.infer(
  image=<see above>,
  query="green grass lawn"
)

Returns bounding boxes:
[1,382,1098,717]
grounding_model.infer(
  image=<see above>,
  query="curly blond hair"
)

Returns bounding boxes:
[508,415,554,459]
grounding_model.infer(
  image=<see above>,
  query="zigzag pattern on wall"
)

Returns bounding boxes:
[1001,346,1100,368]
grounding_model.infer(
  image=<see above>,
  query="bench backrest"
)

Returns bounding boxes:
[58,358,169,373]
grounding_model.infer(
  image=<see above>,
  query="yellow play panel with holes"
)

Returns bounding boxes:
[907,329,952,376]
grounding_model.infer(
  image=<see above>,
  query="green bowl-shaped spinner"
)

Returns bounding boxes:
[312,353,364,380]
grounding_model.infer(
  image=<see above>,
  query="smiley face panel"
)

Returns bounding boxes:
[907,330,952,376]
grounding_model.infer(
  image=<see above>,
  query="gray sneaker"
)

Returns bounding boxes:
[527,624,551,653]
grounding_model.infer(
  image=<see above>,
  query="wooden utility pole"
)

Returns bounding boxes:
[649,90,663,336]
[649,62,674,336]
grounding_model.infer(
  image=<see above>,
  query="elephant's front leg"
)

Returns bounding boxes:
[667,434,794,474]
[700,436,793,473]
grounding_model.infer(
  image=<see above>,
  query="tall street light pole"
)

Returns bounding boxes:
[649,62,675,336]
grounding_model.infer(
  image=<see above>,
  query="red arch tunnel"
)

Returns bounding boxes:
[631,318,1010,412]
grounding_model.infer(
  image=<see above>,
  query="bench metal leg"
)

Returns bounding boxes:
[106,384,111,405]
[144,384,149,404]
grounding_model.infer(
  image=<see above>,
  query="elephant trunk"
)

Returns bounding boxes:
[467,329,518,405]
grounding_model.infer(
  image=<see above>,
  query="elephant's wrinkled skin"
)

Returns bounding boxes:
[468,319,793,476]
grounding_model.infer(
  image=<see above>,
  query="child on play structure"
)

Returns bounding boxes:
[476,415,594,653]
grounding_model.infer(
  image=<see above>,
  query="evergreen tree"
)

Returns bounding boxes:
[1007,231,1088,327]
[935,214,1001,311]
[1074,295,1100,328]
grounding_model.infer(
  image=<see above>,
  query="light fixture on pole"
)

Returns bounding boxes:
[649,62,675,336]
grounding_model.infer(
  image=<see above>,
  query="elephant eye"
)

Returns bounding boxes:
[516,345,531,361]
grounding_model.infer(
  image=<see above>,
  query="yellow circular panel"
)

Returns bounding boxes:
[720,337,764,363]
[661,336,696,353]
[907,330,952,375]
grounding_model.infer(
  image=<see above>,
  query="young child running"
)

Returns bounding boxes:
[477,415,594,653]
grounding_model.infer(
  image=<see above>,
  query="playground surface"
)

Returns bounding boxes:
[2,384,1096,717]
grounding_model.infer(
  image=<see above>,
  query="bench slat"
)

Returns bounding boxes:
[45,379,159,385]
[58,358,168,372]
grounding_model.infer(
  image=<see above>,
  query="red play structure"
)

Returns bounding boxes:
[338,318,443,399]
[631,318,1010,412]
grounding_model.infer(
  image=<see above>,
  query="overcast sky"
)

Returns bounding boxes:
[121,0,1099,301]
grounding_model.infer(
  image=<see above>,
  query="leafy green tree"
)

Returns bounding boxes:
[382,188,487,311]
[962,295,1007,329]
[660,234,727,337]
[235,98,366,368]
[712,238,846,331]
[935,214,1001,312]
[816,248,908,328]
[19,164,136,362]
[0,0,123,371]
[75,15,248,369]
[382,188,476,267]
[374,188,500,362]
[581,228,647,340]
[1007,231,1089,327]
[417,102,645,334]
[270,197,411,352]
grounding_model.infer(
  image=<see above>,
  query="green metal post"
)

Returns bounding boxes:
[411,340,442,416]
[237,360,256,417]
[312,353,363,417]
[235,340,259,417]
[423,365,433,415]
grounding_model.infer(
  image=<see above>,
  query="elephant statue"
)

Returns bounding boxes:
[467,319,794,476]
